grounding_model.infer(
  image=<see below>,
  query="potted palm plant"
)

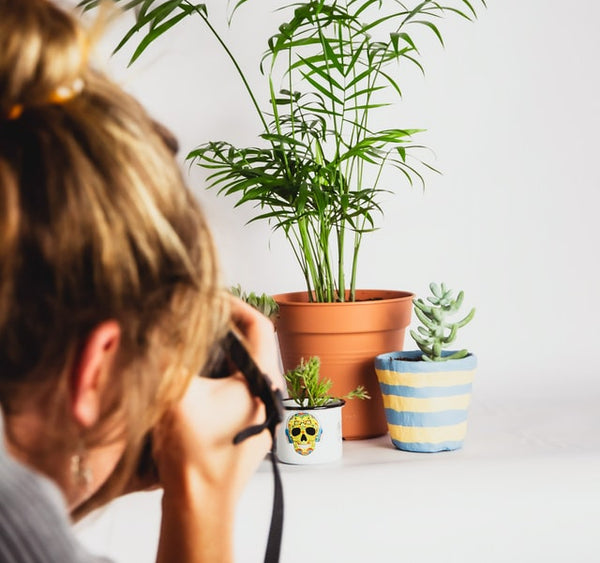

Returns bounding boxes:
[79,0,486,438]
[375,282,476,452]
[276,356,369,464]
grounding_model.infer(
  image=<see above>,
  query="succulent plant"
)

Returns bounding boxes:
[410,282,475,362]
[230,284,279,322]
[285,356,370,408]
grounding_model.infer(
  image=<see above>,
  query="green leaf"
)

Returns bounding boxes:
[456,307,476,328]
[410,329,430,348]
[378,70,403,98]
[346,67,374,90]
[460,0,478,18]
[344,85,386,102]
[319,33,344,75]
[129,9,192,64]
[295,54,344,91]
[443,349,470,361]
[228,0,250,24]
[454,290,465,310]
[443,324,457,344]
[390,31,419,55]
[105,1,204,61]
[414,305,436,330]
[413,20,445,47]
[300,70,344,105]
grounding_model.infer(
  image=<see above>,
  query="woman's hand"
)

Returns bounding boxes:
[227,295,285,391]
[152,295,283,563]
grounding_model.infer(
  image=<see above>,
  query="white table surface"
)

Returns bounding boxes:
[75,385,600,563]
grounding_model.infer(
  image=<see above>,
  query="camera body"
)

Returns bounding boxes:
[137,327,283,478]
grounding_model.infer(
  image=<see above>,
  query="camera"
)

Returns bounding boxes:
[137,327,283,477]
[207,327,283,444]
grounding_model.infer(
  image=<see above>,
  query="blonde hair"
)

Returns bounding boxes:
[0,0,228,515]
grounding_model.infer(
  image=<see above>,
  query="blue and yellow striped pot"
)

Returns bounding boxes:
[374,350,477,452]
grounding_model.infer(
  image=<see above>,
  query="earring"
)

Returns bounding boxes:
[70,440,93,491]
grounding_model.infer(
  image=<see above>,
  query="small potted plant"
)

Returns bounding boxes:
[276,356,369,465]
[230,284,279,322]
[374,283,476,453]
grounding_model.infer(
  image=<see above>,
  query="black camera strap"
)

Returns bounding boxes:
[138,328,284,562]
[220,330,285,563]
[233,415,283,563]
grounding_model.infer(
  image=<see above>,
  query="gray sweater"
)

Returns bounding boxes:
[0,412,110,563]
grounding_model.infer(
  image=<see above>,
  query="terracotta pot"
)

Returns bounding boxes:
[275,399,345,464]
[374,350,477,452]
[272,290,414,439]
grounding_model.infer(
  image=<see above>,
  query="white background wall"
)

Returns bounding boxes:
[72,0,600,401]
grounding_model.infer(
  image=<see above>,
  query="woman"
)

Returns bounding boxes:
[0,0,281,561]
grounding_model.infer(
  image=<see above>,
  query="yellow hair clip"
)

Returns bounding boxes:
[48,77,85,104]
[7,105,24,120]
[5,77,85,120]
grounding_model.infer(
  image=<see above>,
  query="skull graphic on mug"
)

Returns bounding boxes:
[276,399,345,464]
[285,412,322,456]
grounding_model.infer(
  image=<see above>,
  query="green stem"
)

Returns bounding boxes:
[350,230,361,301]
[298,218,321,302]
[320,223,336,301]
[337,224,345,301]
[289,228,314,298]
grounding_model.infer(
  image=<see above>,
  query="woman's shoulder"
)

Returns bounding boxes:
[0,414,112,563]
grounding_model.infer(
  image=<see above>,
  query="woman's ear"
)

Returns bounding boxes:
[71,321,121,428]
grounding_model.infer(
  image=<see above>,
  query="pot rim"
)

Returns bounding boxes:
[375,350,477,371]
[281,397,346,410]
[272,289,414,306]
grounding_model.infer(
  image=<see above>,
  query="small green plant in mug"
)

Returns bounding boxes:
[410,283,475,362]
[285,356,370,408]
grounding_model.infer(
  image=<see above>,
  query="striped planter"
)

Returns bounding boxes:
[374,350,477,452]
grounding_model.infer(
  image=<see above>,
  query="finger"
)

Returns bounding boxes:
[228,294,273,333]
[227,296,285,391]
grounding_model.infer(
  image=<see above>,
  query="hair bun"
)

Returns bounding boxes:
[0,0,87,118]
